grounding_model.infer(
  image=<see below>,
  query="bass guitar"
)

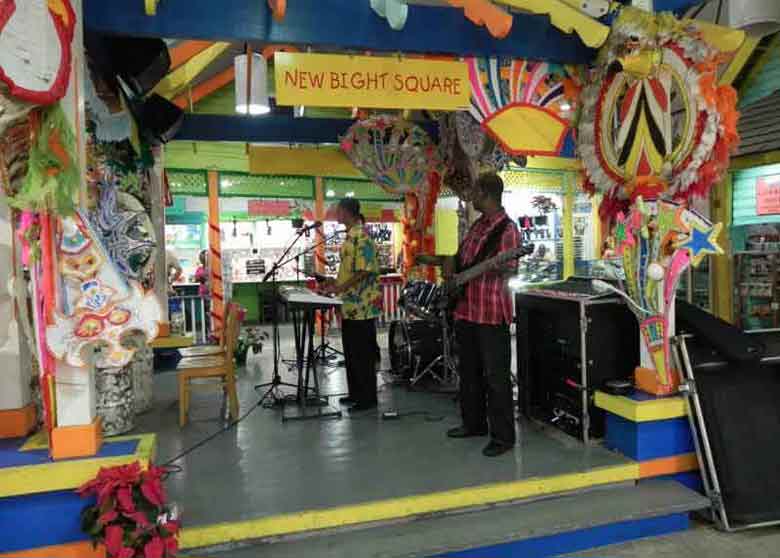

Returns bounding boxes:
[441,243,534,310]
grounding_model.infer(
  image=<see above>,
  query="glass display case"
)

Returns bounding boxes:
[676,261,711,312]
[504,189,564,282]
[733,251,780,331]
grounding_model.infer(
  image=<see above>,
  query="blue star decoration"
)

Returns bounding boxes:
[674,221,724,267]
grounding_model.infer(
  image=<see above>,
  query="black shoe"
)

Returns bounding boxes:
[447,426,489,439]
[482,441,513,457]
[339,396,356,405]
[350,401,378,412]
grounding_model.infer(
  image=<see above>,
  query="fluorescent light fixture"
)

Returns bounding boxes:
[234,53,271,115]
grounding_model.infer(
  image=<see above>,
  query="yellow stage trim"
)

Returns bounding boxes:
[594,391,687,422]
[179,463,639,549]
[249,146,365,178]
[495,0,610,48]
[150,335,195,349]
[154,43,231,99]
[0,434,156,498]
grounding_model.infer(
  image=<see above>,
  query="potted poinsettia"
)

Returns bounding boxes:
[78,462,179,558]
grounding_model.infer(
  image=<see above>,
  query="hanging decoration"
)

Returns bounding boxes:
[447,0,513,39]
[607,198,722,394]
[84,68,132,144]
[340,115,442,280]
[369,0,408,31]
[438,111,530,202]
[464,57,580,158]
[88,178,157,282]
[6,103,79,216]
[0,0,76,105]
[0,88,32,198]
[578,7,740,229]
[46,214,162,369]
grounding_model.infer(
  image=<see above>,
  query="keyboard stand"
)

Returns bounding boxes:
[282,301,342,422]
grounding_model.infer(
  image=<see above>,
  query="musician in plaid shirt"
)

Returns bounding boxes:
[419,173,519,457]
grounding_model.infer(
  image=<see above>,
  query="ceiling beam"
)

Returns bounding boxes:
[168,40,215,71]
[84,0,594,63]
[173,67,235,109]
[174,113,438,144]
[154,42,232,99]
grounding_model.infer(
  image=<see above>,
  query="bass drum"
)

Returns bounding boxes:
[388,319,442,378]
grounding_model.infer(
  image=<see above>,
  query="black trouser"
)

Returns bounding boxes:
[455,320,515,446]
[342,318,378,405]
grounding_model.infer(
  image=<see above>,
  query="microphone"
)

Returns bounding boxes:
[298,221,323,232]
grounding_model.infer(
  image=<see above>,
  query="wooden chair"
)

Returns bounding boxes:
[177,304,240,427]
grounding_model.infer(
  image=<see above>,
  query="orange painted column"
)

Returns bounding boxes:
[314,177,328,335]
[207,170,224,339]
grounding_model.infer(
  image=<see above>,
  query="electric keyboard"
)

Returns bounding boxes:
[279,287,343,307]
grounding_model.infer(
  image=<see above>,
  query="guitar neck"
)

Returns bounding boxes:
[455,249,521,287]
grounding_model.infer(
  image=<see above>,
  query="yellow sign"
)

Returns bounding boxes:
[274,52,470,111]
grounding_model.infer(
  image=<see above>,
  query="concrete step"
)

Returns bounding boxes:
[196,481,709,558]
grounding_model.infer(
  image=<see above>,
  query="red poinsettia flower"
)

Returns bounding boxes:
[123,511,151,528]
[98,510,118,526]
[144,536,165,558]
[117,547,135,558]
[141,475,165,508]
[116,486,135,512]
[164,535,179,556]
[162,521,180,536]
[104,525,125,557]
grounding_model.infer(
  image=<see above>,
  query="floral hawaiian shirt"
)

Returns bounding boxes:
[337,225,382,320]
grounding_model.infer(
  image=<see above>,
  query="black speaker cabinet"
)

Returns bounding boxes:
[515,292,638,442]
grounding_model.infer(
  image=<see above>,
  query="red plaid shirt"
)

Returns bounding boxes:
[454,209,520,325]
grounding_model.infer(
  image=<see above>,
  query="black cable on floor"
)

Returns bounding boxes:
[160,399,263,468]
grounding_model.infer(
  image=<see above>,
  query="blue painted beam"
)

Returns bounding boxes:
[655,1,703,14]
[174,113,439,144]
[84,0,594,63]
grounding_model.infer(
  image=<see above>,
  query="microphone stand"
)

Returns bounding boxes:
[254,228,311,407]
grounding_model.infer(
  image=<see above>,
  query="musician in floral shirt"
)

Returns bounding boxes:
[322,198,381,411]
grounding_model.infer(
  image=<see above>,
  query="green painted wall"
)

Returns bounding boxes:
[732,163,780,226]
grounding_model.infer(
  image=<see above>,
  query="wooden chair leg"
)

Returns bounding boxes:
[179,376,188,427]
[226,375,239,421]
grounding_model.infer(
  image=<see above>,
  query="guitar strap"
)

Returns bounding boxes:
[456,216,511,273]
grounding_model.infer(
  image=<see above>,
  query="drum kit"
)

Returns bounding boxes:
[388,280,458,388]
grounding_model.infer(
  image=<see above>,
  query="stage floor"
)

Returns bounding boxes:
[136,326,635,549]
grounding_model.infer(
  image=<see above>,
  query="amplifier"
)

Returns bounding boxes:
[515,287,638,442]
